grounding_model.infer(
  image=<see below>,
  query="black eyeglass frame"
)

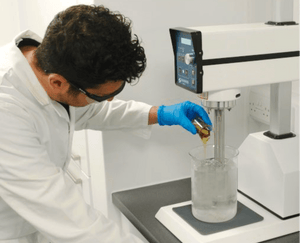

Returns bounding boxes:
[70,81,126,103]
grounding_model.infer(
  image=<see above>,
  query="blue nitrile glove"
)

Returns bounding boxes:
[157,101,212,134]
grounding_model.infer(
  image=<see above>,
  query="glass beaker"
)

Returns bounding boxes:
[189,145,239,223]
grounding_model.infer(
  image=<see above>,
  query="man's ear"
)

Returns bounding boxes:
[48,74,70,94]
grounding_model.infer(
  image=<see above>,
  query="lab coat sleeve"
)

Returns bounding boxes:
[74,99,153,139]
[0,102,144,243]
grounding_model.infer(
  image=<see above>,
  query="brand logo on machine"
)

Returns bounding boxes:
[178,78,189,85]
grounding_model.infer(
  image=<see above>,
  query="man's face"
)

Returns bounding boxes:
[60,80,125,107]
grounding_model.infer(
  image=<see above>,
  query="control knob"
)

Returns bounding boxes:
[184,53,195,65]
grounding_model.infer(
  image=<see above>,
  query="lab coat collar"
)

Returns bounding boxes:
[5,30,70,121]
[11,30,50,106]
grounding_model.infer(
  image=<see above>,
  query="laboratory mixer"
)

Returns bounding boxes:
[155,4,299,243]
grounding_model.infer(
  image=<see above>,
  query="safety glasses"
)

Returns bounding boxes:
[70,81,126,103]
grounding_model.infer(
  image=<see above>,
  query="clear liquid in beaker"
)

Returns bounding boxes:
[191,157,238,223]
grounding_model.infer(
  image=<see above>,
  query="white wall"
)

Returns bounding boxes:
[0,0,20,46]
[1,0,93,40]
[17,0,78,37]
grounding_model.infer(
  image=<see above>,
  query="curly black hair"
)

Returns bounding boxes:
[35,4,146,94]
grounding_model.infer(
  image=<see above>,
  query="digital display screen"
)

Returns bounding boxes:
[181,37,191,46]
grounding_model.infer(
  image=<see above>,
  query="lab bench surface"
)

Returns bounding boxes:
[112,178,299,243]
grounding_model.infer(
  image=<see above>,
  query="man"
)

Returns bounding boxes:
[0,4,211,243]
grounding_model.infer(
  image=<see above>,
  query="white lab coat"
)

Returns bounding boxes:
[0,30,152,243]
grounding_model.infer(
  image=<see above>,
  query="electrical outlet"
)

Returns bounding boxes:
[249,91,270,125]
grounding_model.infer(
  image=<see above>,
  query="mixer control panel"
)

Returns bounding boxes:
[170,27,203,93]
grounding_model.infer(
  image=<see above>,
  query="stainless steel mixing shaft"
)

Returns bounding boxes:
[201,99,237,162]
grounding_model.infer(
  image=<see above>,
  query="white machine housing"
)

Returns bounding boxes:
[170,23,299,93]
[239,132,299,218]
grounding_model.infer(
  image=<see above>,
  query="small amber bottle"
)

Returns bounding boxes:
[192,117,212,144]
